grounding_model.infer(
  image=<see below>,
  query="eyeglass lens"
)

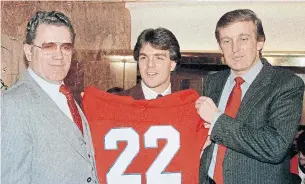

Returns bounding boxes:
[41,42,73,54]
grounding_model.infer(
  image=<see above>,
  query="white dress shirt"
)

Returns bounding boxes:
[141,81,171,100]
[28,67,73,121]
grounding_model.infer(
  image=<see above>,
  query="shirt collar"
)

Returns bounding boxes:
[141,81,171,100]
[27,67,62,96]
[228,59,263,86]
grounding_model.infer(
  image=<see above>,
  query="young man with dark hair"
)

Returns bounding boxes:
[120,27,181,99]
[82,27,208,183]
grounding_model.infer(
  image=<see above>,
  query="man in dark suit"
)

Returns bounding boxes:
[195,9,304,184]
[1,11,99,183]
[120,27,181,99]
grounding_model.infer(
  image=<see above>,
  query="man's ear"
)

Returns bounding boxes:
[257,40,264,51]
[218,43,226,64]
[170,60,177,72]
[218,42,224,53]
[23,44,32,62]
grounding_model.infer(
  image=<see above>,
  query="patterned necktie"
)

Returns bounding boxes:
[214,77,244,184]
[59,84,83,135]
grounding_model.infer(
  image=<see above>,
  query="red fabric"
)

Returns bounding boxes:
[59,84,83,134]
[214,77,244,184]
[290,155,299,175]
[83,87,208,184]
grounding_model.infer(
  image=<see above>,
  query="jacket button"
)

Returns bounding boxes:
[87,177,92,182]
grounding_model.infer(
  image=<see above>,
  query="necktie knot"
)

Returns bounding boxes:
[59,84,71,96]
[234,77,245,86]
[156,94,163,98]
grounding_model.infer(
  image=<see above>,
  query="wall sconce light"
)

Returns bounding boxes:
[106,55,136,89]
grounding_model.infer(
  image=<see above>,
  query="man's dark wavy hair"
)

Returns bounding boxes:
[133,27,181,63]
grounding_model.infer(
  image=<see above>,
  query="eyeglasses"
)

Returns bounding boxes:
[32,42,74,55]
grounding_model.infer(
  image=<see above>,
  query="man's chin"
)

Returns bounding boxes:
[45,76,66,84]
[145,83,159,89]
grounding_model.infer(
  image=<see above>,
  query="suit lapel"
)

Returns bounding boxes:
[22,71,91,163]
[131,83,145,100]
[210,70,230,106]
[171,78,180,93]
[237,63,272,119]
[201,70,230,175]
[207,63,272,120]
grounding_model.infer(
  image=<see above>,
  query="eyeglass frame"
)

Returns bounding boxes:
[31,42,75,56]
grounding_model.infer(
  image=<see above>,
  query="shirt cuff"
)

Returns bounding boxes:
[208,112,223,135]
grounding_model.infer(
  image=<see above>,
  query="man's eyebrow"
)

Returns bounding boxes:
[220,33,251,41]
[139,53,147,57]
[220,36,231,41]
[154,53,167,57]
[239,33,251,37]
[139,53,168,57]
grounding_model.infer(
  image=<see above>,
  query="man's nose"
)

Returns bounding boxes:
[147,58,156,68]
[51,49,64,60]
[232,41,240,53]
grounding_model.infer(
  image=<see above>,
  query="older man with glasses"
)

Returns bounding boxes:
[1,11,99,184]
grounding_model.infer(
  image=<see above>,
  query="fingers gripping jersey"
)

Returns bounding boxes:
[83,87,208,184]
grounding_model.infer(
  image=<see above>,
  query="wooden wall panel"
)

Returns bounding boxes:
[1,1,134,99]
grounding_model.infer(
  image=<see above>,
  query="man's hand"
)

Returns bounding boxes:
[195,96,220,123]
[203,121,211,129]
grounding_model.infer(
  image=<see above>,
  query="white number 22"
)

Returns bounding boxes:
[104,125,181,184]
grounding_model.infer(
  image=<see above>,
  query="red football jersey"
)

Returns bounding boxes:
[83,87,208,184]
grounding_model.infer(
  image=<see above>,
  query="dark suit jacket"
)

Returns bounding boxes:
[119,82,179,100]
[199,61,304,184]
